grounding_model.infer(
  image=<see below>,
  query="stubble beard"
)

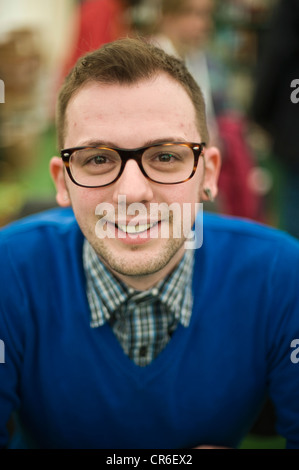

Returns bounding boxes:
[91,234,186,278]
[76,206,189,277]
[88,203,195,277]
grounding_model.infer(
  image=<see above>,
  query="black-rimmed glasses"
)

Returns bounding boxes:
[60,141,205,188]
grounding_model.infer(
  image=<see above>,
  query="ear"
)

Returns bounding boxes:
[202,145,221,201]
[49,157,71,207]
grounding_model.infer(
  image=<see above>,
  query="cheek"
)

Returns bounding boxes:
[69,187,112,215]
[173,179,202,205]
[161,183,200,228]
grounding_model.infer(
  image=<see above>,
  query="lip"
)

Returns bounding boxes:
[114,219,160,226]
[105,220,162,245]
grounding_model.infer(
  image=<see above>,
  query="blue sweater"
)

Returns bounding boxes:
[0,208,299,449]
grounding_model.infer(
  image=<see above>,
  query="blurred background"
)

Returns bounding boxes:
[0,0,298,448]
[0,0,294,231]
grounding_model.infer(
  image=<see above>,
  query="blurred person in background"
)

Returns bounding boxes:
[150,0,223,146]
[251,0,299,239]
[149,0,264,222]
[59,0,141,80]
[0,0,74,225]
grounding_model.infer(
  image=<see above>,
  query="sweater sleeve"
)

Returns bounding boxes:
[0,236,27,448]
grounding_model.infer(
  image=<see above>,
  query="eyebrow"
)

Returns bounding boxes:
[74,137,189,149]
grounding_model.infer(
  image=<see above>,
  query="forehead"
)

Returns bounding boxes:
[64,73,200,148]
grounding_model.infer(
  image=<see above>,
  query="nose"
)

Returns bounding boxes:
[112,159,154,205]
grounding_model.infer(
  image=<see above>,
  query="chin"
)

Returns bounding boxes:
[93,238,185,279]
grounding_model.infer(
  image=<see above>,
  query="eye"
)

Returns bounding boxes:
[78,150,119,167]
[156,153,177,163]
[89,155,107,165]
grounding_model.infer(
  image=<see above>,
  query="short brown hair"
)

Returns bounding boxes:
[56,37,209,149]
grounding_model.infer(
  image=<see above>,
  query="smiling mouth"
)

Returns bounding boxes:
[116,221,160,234]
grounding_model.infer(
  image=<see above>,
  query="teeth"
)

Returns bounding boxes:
[117,223,156,234]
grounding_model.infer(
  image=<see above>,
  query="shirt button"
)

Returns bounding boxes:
[139,346,148,357]
[151,288,158,296]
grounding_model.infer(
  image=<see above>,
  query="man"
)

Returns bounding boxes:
[0,38,299,449]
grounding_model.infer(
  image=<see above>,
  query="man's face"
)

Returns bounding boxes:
[51,73,219,289]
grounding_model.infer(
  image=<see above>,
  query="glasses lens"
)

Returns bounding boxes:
[69,147,121,186]
[142,143,195,183]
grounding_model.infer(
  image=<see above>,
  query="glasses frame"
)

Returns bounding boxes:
[60,141,206,188]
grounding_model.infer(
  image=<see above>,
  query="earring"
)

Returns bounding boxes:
[203,188,214,202]
[63,192,69,201]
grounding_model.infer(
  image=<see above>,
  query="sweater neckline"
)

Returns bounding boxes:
[93,320,190,383]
